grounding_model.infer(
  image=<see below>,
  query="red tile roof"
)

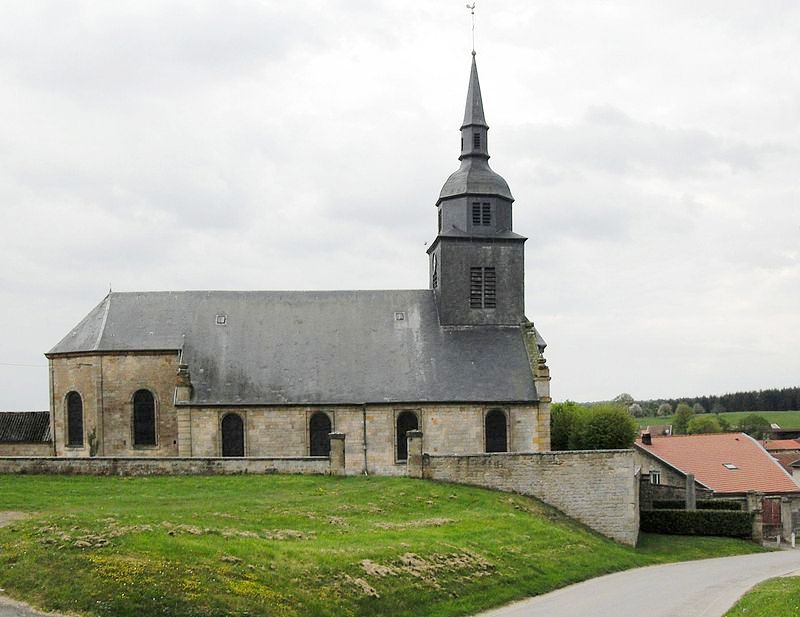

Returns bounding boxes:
[636,433,800,495]
[771,451,800,474]
[762,439,800,451]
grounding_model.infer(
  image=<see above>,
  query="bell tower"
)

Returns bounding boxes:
[428,53,526,326]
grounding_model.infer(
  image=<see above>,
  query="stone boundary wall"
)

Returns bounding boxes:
[0,456,332,476]
[412,445,639,545]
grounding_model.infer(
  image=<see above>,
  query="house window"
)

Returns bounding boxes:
[470,267,496,309]
[309,412,332,457]
[396,411,418,462]
[473,132,481,148]
[472,203,481,225]
[485,409,508,453]
[133,389,156,446]
[650,470,661,485]
[221,413,245,457]
[723,463,738,470]
[66,391,83,447]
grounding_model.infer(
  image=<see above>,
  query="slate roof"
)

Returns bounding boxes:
[636,433,800,495]
[0,412,51,443]
[48,290,539,406]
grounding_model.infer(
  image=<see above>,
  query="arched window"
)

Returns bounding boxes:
[396,411,419,462]
[309,412,332,456]
[133,389,156,446]
[66,391,83,447]
[221,413,245,457]
[485,409,508,453]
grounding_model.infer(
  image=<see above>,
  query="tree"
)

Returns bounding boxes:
[715,413,731,432]
[673,402,695,435]
[569,404,638,450]
[550,401,581,451]
[657,403,672,417]
[692,402,706,415]
[613,393,635,407]
[628,403,644,417]
[737,414,772,439]
[687,415,722,434]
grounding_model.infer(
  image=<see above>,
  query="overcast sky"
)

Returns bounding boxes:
[1,1,798,409]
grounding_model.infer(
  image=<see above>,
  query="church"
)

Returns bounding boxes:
[45,53,552,475]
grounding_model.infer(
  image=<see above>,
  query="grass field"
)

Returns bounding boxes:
[0,475,766,617]
[636,410,800,429]
[725,576,800,616]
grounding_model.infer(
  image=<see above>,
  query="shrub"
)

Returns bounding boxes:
[651,500,742,511]
[550,401,580,451]
[687,415,722,434]
[737,414,772,439]
[568,404,638,450]
[640,509,752,538]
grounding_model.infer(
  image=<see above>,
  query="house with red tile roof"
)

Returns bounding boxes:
[635,432,800,497]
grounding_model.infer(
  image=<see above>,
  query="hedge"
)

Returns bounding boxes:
[651,500,742,511]
[640,509,753,538]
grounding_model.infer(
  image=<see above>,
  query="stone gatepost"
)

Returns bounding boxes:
[685,474,697,510]
[781,497,793,541]
[533,357,552,451]
[328,433,346,476]
[406,430,424,479]
[747,491,763,542]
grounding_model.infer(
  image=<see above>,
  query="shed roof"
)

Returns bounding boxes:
[48,290,540,406]
[0,412,51,443]
[635,433,800,495]
[762,439,800,451]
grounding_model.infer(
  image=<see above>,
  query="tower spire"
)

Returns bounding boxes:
[462,52,488,131]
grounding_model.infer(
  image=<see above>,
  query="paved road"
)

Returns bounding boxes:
[0,596,67,617]
[474,549,800,617]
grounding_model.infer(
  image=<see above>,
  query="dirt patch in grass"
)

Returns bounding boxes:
[0,511,31,528]
[373,517,454,530]
[360,551,495,589]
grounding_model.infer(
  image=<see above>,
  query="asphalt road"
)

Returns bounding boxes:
[474,549,800,617]
[0,596,67,617]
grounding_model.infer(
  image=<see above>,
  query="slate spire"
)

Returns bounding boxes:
[459,52,490,161]
[462,52,488,130]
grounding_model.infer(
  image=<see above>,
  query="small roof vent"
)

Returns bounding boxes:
[215,314,227,326]
[394,312,405,321]
[722,463,738,470]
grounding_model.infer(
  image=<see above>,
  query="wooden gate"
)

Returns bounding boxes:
[762,497,782,538]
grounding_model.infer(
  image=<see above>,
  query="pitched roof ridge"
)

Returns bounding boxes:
[93,293,112,351]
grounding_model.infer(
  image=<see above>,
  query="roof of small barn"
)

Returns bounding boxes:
[48,290,541,406]
[635,432,800,495]
[0,411,51,443]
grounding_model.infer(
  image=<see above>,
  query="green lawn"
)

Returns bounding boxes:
[0,475,766,617]
[725,576,800,616]
[637,410,800,429]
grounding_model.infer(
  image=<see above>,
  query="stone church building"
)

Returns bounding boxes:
[45,54,552,475]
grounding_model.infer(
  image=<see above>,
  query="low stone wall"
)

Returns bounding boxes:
[0,456,332,476]
[413,445,639,546]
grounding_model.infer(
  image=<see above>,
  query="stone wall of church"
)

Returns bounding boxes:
[0,442,53,456]
[172,403,545,475]
[50,352,181,457]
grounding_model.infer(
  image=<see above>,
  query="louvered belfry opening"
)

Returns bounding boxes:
[309,412,332,456]
[221,413,245,457]
[485,409,508,453]
[470,267,496,309]
[395,411,419,462]
[133,389,156,446]
[66,391,83,447]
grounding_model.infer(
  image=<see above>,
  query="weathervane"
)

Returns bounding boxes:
[466,2,477,54]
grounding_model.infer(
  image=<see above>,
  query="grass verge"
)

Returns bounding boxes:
[0,475,766,617]
[636,410,800,429]
[725,576,800,616]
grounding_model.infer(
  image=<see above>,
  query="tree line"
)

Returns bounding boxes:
[635,386,800,416]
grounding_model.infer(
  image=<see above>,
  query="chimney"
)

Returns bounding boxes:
[642,432,652,446]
